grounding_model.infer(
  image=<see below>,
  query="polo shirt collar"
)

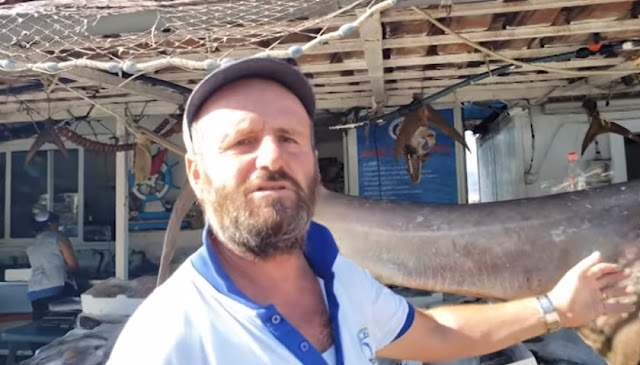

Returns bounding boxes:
[191,220,339,305]
[190,220,344,365]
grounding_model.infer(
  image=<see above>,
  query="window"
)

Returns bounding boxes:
[1,145,121,242]
[10,150,48,238]
[83,150,116,241]
[9,149,81,239]
[53,150,79,237]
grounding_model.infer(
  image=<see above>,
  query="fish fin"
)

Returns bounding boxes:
[157,184,197,287]
[581,116,604,155]
[581,117,640,155]
[48,125,70,159]
[25,123,68,165]
[422,104,470,152]
[25,134,46,165]
[601,119,640,143]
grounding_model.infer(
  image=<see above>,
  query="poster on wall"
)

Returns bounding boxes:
[356,108,460,204]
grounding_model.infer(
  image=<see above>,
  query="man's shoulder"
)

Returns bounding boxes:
[332,253,370,276]
[139,261,197,310]
[107,261,203,363]
[115,260,203,333]
[330,254,385,292]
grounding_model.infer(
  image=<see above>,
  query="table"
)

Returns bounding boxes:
[1,321,72,365]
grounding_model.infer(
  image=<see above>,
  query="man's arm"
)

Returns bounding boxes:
[58,236,79,271]
[377,296,547,362]
[376,251,635,363]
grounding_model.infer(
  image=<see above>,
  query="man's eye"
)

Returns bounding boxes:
[236,137,256,146]
[281,136,296,143]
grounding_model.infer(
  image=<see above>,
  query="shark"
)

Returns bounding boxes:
[156,178,640,364]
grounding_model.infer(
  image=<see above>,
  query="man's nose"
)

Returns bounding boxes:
[255,137,284,171]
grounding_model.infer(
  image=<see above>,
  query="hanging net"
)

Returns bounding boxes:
[0,0,393,75]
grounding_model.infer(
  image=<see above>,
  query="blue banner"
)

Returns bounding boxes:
[356,108,459,204]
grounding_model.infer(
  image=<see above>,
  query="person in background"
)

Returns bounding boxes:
[26,210,80,320]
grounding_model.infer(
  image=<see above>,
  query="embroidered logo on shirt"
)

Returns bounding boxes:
[357,327,377,364]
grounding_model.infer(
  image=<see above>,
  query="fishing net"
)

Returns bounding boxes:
[0,0,388,75]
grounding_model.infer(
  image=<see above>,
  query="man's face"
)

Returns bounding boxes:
[188,78,320,258]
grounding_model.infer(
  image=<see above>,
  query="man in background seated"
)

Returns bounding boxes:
[26,210,80,320]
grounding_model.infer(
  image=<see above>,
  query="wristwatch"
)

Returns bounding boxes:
[536,294,561,333]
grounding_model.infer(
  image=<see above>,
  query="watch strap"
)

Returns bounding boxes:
[536,294,561,333]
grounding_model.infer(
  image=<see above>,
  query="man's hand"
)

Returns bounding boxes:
[547,251,635,328]
[377,250,637,363]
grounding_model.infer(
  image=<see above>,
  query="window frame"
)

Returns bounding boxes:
[0,137,114,248]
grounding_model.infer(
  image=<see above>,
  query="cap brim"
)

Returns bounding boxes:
[182,57,316,153]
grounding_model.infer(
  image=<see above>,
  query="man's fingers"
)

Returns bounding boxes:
[603,301,636,314]
[597,269,632,289]
[588,262,622,278]
[602,285,635,299]
[575,251,602,273]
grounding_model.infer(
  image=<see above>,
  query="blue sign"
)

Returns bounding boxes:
[356,108,459,204]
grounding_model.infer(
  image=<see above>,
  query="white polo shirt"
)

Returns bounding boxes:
[107,221,415,364]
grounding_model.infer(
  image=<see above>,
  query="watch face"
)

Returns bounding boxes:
[537,295,553,313]
[537,296,561,332]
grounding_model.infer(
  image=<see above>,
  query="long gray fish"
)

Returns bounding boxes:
[313,181,640,300]
[157,179,640,363]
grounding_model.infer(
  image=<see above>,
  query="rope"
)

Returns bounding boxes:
[411,6,640,77]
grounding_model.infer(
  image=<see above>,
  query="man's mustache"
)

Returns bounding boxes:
[246,169,304,193]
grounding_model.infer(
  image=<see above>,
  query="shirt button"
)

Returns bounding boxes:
[271,314,281,324]
[300,341,309,351]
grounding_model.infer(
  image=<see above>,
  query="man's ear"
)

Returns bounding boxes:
[185,153,202,190]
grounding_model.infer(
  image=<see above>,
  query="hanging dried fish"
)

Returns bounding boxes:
[133,136,152,185]
[581,97,640,155]
[394,94,469,183]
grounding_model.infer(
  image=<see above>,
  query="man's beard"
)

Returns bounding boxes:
[201,168,320,259]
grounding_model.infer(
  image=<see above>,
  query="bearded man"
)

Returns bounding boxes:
[107,58,634,365]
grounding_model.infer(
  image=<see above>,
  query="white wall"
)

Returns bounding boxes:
[477,108,529,202]
[477,98,640,202]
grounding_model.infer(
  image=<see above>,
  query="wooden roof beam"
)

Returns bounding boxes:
[314,84,640,109]
[299,56,624,74]
[557,57,640,92]
[531,57,640,104]
[357,8,386,109]
[379,0,633,22]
